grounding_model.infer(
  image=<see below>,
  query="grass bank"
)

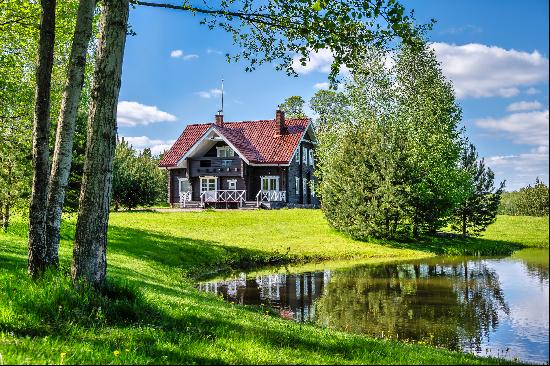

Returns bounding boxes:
[1,210,545,364]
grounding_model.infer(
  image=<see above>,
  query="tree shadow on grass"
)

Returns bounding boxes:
[106,224,298,280]
[375,233,524,257]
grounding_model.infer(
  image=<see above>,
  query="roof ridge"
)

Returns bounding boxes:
[183,118,310,127]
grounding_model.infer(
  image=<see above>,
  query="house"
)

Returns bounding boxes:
[158,110,319,208]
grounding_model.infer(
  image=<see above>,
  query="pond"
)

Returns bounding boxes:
[198,248,549,364]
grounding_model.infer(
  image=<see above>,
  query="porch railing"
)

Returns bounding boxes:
[256,190,286,207]
[179,191,192,208]
[200,190,246,207]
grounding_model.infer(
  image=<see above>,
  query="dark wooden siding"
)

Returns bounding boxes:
[189,157,242,177]
[287,141,318,205]
[168,168,187,204]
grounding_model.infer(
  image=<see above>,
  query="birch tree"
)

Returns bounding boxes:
[28,0,56,277]
[72,0,129,286]
[45,0,96,267]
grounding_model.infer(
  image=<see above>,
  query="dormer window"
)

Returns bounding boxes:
[217,146,235,158]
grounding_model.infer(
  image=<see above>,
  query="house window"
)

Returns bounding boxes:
[228,179,237,190]
[217,146,235,158]
[311,180,316,197]
[303,177,307,198]
[178,178,191,195]
[302,147,308,165]
[221,159,232,168]
[295,148,300,163]
[308,149,314,167]
[200,177,217,192]
[295,177,300,194]
[261,176,279,191]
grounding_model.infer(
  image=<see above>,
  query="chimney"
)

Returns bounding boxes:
[215,112,224,127]
[275,109,285,135]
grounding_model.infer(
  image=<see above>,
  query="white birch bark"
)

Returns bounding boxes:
[28,0,56,277]
[45,0,96,267]
[72,0,129,286]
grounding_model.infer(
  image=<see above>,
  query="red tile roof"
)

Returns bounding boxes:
[159,118,310,167]
[158,124,210,167]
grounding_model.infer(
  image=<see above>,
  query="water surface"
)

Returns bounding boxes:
[198,248,549,364]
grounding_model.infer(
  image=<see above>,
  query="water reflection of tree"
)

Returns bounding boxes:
[512,249,550,284]
[314,259,509,351]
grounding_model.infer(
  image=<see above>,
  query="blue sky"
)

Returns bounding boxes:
[117,0,549,191]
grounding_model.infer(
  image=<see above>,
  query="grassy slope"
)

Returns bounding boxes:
[481,215,549,247]
[1,211,546,364]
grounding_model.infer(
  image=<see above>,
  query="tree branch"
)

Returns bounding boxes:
[131,1,301,30]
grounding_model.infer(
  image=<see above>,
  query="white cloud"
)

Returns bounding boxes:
[117,101,177,127]
[170,49,198,60]
[170,49,183,58]
[439,24,482,35]
[506,100,543,112]
[206,48,223,55]
[526,87,540,95]
[431,42,549,99]
[313,82,330,90]
[474,110,549,148]
[292,48,334,74]
[196,88,223,99]
[121,136,175,156]
[484,153,549,191]
[293,43,548,100]
[497,87,520,98]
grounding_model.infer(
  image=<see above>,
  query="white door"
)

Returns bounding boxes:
[201,177,217,201]
[178,178,191,201]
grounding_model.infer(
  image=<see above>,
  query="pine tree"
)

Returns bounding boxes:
[452,143,505,236]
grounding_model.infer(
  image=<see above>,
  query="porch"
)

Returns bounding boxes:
[178,189,287,209]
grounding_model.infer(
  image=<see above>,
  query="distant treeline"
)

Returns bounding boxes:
[498,178,549,217]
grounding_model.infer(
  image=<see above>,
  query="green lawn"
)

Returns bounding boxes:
[481,215,549,247]
[1,210,546,364]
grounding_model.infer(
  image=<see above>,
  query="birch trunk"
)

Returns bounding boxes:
[72,0,129,286]
[28,0,56,277]
[45,0,96,267]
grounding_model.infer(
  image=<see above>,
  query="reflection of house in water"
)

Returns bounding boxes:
[198,270,332,322]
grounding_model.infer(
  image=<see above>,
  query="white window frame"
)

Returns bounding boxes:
[295,177,300,194]
[308,149,314,166]
[227,179,237,190]
[200,176,217,193]
[303,177,307,198]
[302,147,308,165]
[216,146,235,158]
[261,176,279,191]
[311,180,315,197]
[295,147,300,163]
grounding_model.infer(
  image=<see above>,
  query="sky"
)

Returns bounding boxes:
[117,0,549,191]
